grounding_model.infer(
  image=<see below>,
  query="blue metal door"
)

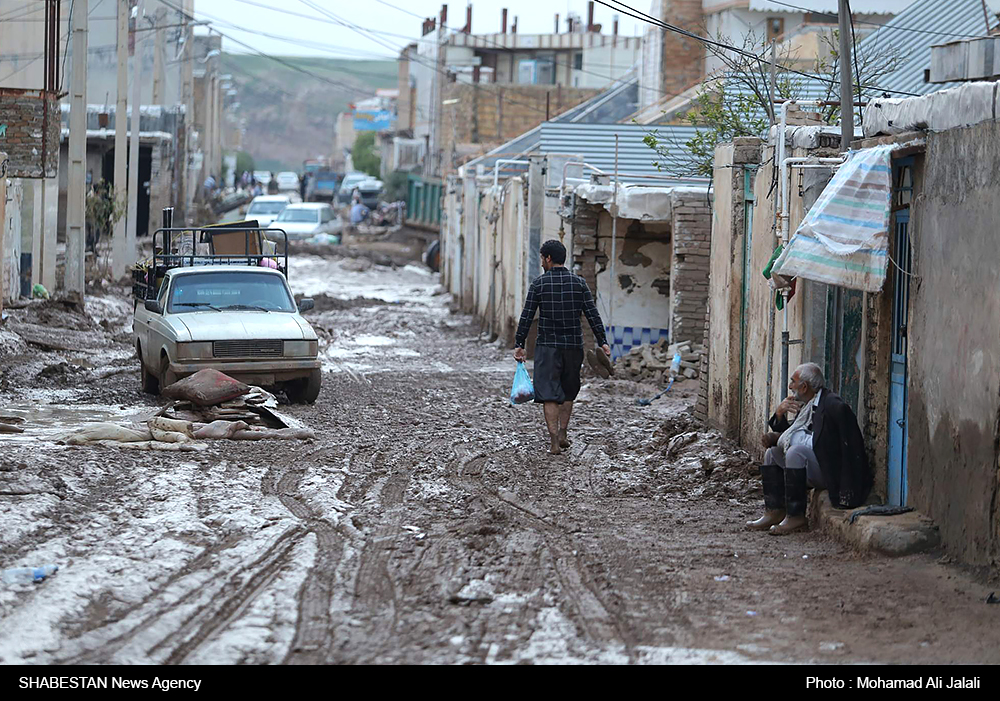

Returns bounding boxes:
[887,160,913,505]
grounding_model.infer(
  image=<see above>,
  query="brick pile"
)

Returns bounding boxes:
[616,338,705,385]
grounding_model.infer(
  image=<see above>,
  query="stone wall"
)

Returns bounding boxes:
[0,89,61,178]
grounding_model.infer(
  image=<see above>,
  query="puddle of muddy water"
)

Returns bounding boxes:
[0,389,138,445]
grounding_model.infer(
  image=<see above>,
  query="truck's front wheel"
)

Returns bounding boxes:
[285,369,321,404]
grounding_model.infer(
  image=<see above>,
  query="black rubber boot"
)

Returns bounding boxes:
[746,464,785,530]
[770,467,808,535]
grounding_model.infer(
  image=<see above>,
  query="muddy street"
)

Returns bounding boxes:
[1,254,999,665]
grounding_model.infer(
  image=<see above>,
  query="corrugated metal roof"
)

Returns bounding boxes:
[858,0,995,97]
[539,122,708,186]
[462,70,640,173]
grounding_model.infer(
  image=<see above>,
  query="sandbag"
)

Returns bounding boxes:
[193,419,251,439]
[58,422,152,445]
[148,416,195,438]
[162,369,250,407]
[229,427,316,441]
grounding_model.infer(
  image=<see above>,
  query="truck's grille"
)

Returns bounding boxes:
[213,340,283,358]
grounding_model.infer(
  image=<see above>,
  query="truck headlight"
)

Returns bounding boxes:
[284,340,318,357]
[176,342,213,359]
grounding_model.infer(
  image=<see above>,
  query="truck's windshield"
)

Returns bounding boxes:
[167,272,295,313]
[276,208,320,223]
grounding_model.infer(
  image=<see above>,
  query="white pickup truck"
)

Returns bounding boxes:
[132,226,322,403]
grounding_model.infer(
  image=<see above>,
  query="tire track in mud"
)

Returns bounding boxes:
[447,439,637,661]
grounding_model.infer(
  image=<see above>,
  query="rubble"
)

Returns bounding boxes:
[614,339,705,384]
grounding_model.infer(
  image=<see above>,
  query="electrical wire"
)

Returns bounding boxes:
[598,0,923,97]
[848,0,864,127]
[764,0,993,40]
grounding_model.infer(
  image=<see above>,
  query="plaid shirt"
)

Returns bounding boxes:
[515,267,608,349]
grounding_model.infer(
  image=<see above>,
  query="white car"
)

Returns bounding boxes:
[276,171,300,191]
[253,170,272,186]
[134,266,321,403]
[269,203,340,241]
[246,195,291,227]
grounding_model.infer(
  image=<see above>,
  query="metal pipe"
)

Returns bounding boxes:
[493,158,529,189]
[610,135,620,357]
[559,159,607,194]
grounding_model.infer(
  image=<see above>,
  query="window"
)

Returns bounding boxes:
[574,52,583,70]
[767,17,785,43]
[168,272,295,313]
[276,208,321,223]
[517,59,537,84]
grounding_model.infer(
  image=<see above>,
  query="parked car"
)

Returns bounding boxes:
[253,170,272,186]
[275,171,300,191]
[133,230,322,403]
[355,178,384,210]
[336,172,369,205]
[269,202,340,241]
[245,195,291,227]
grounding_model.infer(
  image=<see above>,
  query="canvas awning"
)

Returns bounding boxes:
[771,145,894,292]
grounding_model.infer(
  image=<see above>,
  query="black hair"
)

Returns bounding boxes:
[540,239,567,265]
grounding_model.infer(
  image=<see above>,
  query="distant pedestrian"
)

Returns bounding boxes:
[267,172,278,195]
[513,239,610,455]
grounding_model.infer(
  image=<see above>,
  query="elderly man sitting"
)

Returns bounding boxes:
[747,362,873,535]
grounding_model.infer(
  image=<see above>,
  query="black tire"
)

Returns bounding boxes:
[159,353,178,390]
[425,240,440,273]
[285,369,322,404]
[138,344,160,394]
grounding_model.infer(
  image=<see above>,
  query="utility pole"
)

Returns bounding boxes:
[838,0,854,151]
[768,39,777,125]
[152,7,166,105]
[127,0,145,267]
[112,0,128,279]
[1,153,7,317]
[66,0,89,296]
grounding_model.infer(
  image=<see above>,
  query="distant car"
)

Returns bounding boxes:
[355,178,384,210]
[270,203,340,241]
[253,170,272,185]
[245,195,291,228]
[336,172,369,205]
[276,171,300,191]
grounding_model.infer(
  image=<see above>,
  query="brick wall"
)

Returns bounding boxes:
[659,1,705,98]
[669,194,711,344]
[0,89,60,178]
[439,82,601,173]
[570,199,605,351]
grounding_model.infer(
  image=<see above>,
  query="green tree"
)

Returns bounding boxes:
[352,131,381,178]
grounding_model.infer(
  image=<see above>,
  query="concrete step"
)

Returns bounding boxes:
[809,491,941,557]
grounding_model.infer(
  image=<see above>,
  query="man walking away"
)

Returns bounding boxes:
[513,240,611,455]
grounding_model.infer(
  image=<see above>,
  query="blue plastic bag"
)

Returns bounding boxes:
[509,362,535,405]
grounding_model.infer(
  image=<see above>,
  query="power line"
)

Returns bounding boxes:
[156,0,379,98]
[765,0,994,41]
[598,0,922,97]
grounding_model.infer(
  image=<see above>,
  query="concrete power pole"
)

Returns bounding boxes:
[66,0,89,296]
[152,7,166,105]
[112,0,129,279]
[127,0,145,267]
[838,0,854,151]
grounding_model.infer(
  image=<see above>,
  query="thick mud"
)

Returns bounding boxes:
[1,249,999,664]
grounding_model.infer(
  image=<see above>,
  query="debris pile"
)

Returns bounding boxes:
[615,339,704,384]
[53,370,314,450]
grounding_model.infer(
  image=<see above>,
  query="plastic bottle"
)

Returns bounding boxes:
[2,565,59,585]
[670,351,682,378]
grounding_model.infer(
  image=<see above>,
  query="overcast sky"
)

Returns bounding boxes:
[196,0,649,59]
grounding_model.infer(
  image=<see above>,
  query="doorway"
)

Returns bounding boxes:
[887,157,914,505]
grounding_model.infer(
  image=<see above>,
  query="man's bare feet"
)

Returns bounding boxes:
[549,436,563,455]
[558,429,571,449]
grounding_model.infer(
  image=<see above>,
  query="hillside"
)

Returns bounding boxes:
[222,54,398,173]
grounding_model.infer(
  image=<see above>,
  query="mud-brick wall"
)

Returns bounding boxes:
[907,122,1000,571]
[0,89,61,178]
[669,194,711,345]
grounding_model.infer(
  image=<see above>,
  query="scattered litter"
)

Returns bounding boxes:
[2,564,58,585]
[714,575,730,582]
[819,641,845,652]
[746,611,757,616]
[848,504,915,524]
[802,555,809,559]
[31,284,50,300]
